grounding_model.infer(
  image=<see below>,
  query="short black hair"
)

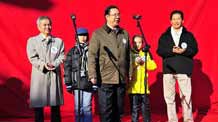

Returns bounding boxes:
[170,10,184,20]
[104,5,119,16]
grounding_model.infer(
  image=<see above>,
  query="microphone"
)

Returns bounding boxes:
[142,44,150,52]
[133,15,142,20]
[70,14,76,20]
[103,46,117,61]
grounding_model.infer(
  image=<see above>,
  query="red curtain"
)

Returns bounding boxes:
[0,0,217,121]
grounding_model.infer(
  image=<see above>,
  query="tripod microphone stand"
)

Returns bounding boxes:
[70,14,82,122]
[133,15,153,85]
[133,15,153,121]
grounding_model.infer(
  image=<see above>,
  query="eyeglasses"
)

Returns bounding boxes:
[109,13,120,17]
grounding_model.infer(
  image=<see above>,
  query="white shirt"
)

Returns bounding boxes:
[171,26,183,47]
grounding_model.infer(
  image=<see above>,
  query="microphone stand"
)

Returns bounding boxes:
[70,14,81,122]
[134,16,153,83]
[104,46,125,80]
[133,16,153,120]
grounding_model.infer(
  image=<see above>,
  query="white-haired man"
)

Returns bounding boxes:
[27,16,64,122]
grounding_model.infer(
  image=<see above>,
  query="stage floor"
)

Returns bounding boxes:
[0,111,217,122]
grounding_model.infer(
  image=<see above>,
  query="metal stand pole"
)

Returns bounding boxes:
[134,16,153,121]
[71,14,81,122]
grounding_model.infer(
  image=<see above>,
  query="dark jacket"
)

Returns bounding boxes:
[157,27,198,76]
[64,43,92,91]
[88,24,132,84]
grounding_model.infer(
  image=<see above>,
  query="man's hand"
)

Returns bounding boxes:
[172,46,186,54]
[129,76,135,82]
[45,63,55,71]
[177,48,186,54]
[129,76,132,81]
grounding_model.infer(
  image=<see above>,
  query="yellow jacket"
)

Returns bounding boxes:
[128,50,157,94]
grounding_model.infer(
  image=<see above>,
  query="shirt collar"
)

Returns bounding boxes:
[171,26,183,35]
[39,33,53,42]
[103,24,121,34]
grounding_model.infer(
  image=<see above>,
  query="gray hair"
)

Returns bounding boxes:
[36,16,52,26]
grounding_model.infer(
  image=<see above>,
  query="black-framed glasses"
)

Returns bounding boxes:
[109,13,120,17]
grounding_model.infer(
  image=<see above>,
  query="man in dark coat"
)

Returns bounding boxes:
[157,10,198,122]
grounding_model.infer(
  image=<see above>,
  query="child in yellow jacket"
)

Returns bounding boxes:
[128,35,157,122]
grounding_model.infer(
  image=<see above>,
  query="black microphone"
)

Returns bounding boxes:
[103,46,117,61]
[133,15,142,20]
[142,44,150,52]
[70,14,76,20]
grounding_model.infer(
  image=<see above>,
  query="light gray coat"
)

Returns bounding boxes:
[27,33,64,108]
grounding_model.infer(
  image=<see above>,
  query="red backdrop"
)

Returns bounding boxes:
[0,0,217,121]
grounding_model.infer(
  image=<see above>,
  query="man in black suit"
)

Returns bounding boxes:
[157,10,198,122]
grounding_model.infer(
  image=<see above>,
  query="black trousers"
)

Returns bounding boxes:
[129,94,150,122]
[98,83,125,122]
[34,106,61,122]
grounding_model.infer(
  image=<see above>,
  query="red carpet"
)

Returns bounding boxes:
[0,111,218,122]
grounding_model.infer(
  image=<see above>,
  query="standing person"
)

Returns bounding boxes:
[26,16,64,122]
[157,10,198,122]
[64,27,93,122]
[128,35,157,122]
[88,5,132,122]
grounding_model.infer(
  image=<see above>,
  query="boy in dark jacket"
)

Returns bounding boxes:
[64,28,93,122]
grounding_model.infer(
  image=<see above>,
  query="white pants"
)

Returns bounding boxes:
[163,74,193,122]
